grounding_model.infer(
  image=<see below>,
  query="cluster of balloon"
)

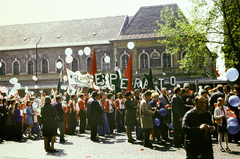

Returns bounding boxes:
[159,108,167,116]
[65,48,73,63]
[32,75,37,81]
[226,68,239,82]
[228,95,240,107]
[227,117,240,134]
[153,118,160,126]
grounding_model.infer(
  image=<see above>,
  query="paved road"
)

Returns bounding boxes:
[0,127,240,159]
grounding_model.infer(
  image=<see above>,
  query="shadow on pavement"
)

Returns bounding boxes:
[46,149,67,157]
[59,141,73,145]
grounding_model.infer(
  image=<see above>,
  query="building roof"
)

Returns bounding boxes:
[0,15,126,51]
[113,3,179,41]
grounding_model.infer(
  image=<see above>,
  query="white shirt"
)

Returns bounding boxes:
[119,99,124,109]
[109,100,113,113]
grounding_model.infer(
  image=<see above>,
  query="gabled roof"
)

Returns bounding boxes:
[0,16,126,51]
[113,3,179,41]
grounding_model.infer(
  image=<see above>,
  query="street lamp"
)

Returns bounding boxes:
[35,36,42,96]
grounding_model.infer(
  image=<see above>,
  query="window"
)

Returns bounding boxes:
[28,61,33,74]
[56,59,63,73]
[163,53,171,68]
[87,57,92,72]
[182,52,187,60]
[42,59,48,74]
[0,62,5,75]
[150,52,161,67]
[72,58,78,72]
[14,61,19,75]
[122,55,129,69]
[140,53,148,69]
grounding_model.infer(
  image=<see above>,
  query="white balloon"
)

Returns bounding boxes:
[63,75,68,81]
[104,56,110,63]
[25,89,28,93]
[32,75,36,80]
[56,61,63,69]
[84,47,91,56]
[65,48,73,56]
[34,85,38,89]
[32,102,38,108]
[11,77,18,84]
[14,83,21,89]
[127,42,135,49]
[78,50,84,56]
[0,62,2,67]
[177,84,180,87]
[1,87,7,93]
[25,86,28,90]
[65,56,73,63]
[31,91,34,95]
[9,79,14,84]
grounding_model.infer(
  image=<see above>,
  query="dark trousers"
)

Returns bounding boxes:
[79,110,86,133]
[107,113,114,133]
[116,109,125,132]
[57,121,65,141]
[162,123,169,140]
[143,129,152,146]
[70,112,77,134]
[15,122,22,140]
[91,125,98,141]
[136,123,143,140]
[174,128,184,146]
[185,142,213,159]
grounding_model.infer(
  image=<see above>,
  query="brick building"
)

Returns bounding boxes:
[0,4,225,97]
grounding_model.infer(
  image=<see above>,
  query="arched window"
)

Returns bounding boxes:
[72,58,78,72]
[140,53,148,69]
[0,62,5,75]
[150,52,161,67]
[87,57,92,73]
[42,59,48,74]
[28,61,34,74]
[14,61,19,75]
[122,55,129,69]
[56,59,63,73]
[163,53,171,68]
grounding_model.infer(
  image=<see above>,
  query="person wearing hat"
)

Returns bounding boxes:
[140,91,157,147]
[87,91,104,142]
[124,91,137,143]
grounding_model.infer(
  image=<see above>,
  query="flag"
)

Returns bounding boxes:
[90,47,97,76]
[114,57,121,96]
[57,69,62,95]
[144,67,154,90]
[211,67,220,77]
[125,52,132,92]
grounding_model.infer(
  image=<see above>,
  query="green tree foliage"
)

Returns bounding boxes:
[155,0,240,82]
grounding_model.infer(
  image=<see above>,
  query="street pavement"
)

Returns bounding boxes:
[0,127,240,159]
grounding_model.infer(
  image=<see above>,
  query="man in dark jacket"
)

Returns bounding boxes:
[182,96,215,159]
[171,87,186,147]
[209,84,225,115]
[87,91,104,142]
[53,95,66,143]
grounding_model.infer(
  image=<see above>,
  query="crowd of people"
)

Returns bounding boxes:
[0,83,240,158]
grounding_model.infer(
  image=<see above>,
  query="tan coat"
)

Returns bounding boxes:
[140,99,154,129]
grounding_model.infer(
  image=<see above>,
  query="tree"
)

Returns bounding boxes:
[155,0,240,83]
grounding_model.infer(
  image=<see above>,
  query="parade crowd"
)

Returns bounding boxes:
[0,83,240,158]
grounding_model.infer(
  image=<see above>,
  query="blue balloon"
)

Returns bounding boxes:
[153,118,160,126]
[227,124,240,135]
[228,95,240,107]
[226,68,239,82]
[159,108,167,116]
[169,123,174,129]
[227,117,239,126]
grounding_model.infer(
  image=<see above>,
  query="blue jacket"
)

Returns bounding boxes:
[25,106,34,125]
[13,108,22,123]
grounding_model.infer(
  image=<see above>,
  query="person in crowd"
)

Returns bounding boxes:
[20,101,27,136]
[63,97,71,135]
[69,94,77,135]
[97,92,110,136]
[140,91,157,148]
[204,85,211,99]
[88,91,104,142]
[31,102,41,138]
[13,102,22,141]
[183,83,191,95]
[24,101,34,138]
[182,95,215,159]
[6,99,16,140]
[149,92,166,144]
[209,84,225,115]
[105,93,114,133]
[214,97,231,152]
[171,87,185,147]
[41,96,58,152]
[115,92,125,133]
[78,93,87,134]
[0,98,8,141]
[124,91,137,143]
[53,95,66,143]
[133,89,143,140]
[159,87,171,142]
[201,90,210,112]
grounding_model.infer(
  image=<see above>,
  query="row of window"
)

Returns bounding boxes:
[0,51,180,75]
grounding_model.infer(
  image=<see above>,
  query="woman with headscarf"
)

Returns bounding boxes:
[41,96,58,152]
